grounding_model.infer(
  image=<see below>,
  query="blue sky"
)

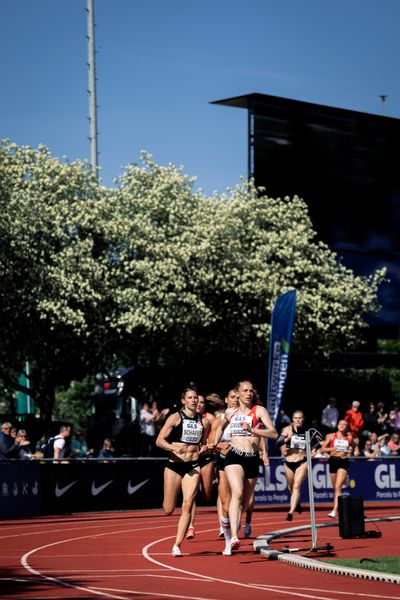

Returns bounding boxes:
[1,0,399,194]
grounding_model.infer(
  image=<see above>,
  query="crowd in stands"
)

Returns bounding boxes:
[1,396,400,461]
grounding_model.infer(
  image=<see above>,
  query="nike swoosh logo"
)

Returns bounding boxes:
[55,481,77,498]
[91,480,114,496]
[127,479,149,495]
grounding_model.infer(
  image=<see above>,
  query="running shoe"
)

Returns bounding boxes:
[171,545,182,557]
[328,510,336,519]
[230,536,240,551]
[285,512,293,522]
[222,544,232,556]
[295,503,302,514]
[244,522,252,538]
[218,528,225,538]
[186,527,195,540]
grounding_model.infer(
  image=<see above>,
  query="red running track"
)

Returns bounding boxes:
[1,504,399,600]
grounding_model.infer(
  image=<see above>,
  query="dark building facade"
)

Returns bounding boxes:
[212,93,400,340]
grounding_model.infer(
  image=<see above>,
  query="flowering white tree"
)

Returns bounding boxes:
[0,142,386,420]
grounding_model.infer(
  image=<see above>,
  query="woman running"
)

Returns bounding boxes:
[319,419,360,518]
[211,388,239,539]
[186,393,224,540]
[278,410,308,521]
[212,380,277,554]
[156,386,210,556]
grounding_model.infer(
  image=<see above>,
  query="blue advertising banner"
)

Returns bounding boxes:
[266,289,297,423]
[255,458,400,505]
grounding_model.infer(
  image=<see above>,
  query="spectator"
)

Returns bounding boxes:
[321,397,339,434]
[52,425,72,462]
[362,438,379,460]
[376,402,389,435]
[368,431,380,453]
[387,432,400,455]
[13,429,34,460]
[378,434,392,456]
[140,402,157,456]
[388,401,400,433]
[362,402,379,436]
[344,401,364,436]
[70,430,92,459]
[0,421,30,459]
[97,437,115,462]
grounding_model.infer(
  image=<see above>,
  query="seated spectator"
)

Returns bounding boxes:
[368,431,380,453]
[344,401,364,437]
[378,434,392,457]
[388,432,400,455]
[97,438,115,462]
[321,396,339,434]
[362,438,379,460]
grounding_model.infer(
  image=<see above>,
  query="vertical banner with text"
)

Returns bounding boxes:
[266,289,297,423]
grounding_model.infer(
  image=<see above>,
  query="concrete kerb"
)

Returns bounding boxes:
[253,516,400,585]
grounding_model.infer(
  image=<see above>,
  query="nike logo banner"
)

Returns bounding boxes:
[127,479,149,495]
[55,481,78,497]
[91,480,114,496]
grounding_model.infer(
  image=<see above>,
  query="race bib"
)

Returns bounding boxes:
[181,420,203,444]
[334,438,349,452]
[230,415,252,436]
[290,434,306,450]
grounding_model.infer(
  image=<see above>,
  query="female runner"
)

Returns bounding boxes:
[212,380,277,554]
[156,387,210,556]
[210,388,239,539]
[319,419,360,518]
[186,393,224,539]
[278,410,308,521]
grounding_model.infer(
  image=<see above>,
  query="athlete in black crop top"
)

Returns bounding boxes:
[156,386,210,557]
[279,410,308,522]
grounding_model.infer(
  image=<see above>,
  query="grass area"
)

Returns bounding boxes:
[327,556,400,575]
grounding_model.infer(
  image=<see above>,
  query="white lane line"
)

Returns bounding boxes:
[91,586,220,600]
[142,527,400,600]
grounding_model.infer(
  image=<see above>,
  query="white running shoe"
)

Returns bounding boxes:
[230,536,240,551]
[171,545,182,557]
[328,511,336,519]
[222,544,232,555]
[244,523,252,538]
[219,528,225,538]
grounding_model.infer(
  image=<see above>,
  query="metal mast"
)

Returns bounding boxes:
[87,0,99,176]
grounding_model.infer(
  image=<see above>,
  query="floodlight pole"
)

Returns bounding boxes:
[87,0,99,177]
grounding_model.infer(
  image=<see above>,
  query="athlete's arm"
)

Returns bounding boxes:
[241,406,277,439]
[155,413,181,453]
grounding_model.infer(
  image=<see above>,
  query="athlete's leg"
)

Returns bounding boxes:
[174,470,200,548]
[332,467,347,515]
[225,463,245,539]
[200,460,215,502]
[289,462,308,514]
[162,467,182,515]
[244,491,254,537]
[284,464,295,519]
[218,468,232,543]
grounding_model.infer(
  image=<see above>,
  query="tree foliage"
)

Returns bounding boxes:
[0,142,386,420]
